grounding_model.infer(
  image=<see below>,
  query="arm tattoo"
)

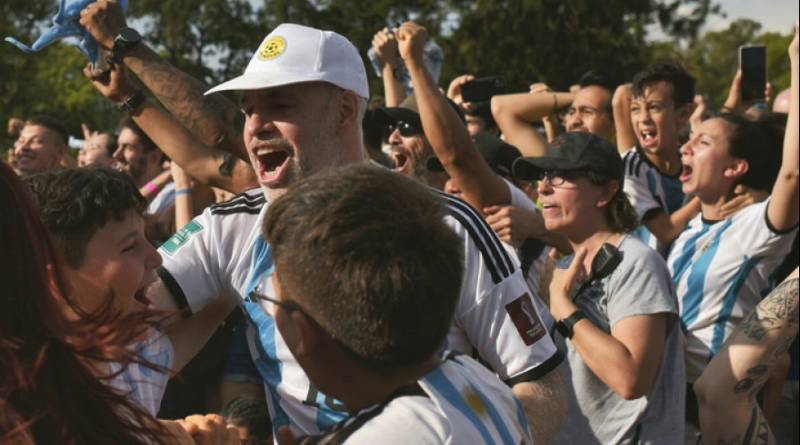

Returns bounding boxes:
[126,47,245,158]
[741,278,799,341]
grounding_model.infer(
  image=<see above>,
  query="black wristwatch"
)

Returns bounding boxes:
[555,310,587,339]
[109,27,142,65]
[118,90,147,113]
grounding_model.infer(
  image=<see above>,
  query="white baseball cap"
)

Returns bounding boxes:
[205,23,369,99]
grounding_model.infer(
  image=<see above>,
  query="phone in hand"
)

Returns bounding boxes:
[461,76,505,103]
[739,45,767,102]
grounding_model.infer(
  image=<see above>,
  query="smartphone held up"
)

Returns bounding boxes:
[739,45,767,102]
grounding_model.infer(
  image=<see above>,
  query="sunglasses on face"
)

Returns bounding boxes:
[538,169,588,186]
[392,120,423,137]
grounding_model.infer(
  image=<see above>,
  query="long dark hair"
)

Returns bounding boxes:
[0,161,166,444]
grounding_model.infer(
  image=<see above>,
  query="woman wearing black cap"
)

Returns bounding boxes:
[513,131,686,444]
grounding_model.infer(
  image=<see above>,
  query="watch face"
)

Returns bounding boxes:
[555,321,569,338]
[118,27,141,44]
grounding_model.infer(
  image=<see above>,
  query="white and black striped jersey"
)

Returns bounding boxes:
[622,147,686,254]
[296,353,533,445]
[158,188,561,437]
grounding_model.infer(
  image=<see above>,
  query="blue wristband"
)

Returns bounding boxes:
[175,188,192,196]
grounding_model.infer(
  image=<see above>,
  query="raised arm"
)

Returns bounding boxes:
[491,91,566,157]
[397,22,509,209]
[766,24,799,232]
[612,84,638,153]
[694,269,799,445]
[372,28,406,107]
[79,0,247,162]
[84,65,255,193]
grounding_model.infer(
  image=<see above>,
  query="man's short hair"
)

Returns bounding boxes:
[25,115,69,145]
[25,167,147,268]
[119,116,157,152]
[578,70,618,94]
[263,164,463,369]
[632,62,696,107]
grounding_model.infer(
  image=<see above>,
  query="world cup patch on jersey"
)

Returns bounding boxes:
[161,220,204,256]
[258,36,286,60]
[505,293,546,345]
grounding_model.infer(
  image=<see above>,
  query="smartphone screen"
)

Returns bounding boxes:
[740,45,767,102]
[461,76,505,103]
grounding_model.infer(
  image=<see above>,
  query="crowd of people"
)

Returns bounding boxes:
[1,1,798,443]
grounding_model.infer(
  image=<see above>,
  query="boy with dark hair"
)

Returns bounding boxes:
[25,167,171,415]
[260,164,532,444]
[616,62,702,254]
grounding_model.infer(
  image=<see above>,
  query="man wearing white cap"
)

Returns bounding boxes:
[80,4,565,440]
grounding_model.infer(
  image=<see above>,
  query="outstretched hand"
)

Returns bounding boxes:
[448,74,476,110]
[79,0,129,51]
[83,63,137,103]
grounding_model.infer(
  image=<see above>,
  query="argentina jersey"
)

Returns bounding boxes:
[109,330,174,416]
[159,188,560,438]
[302,353,533,444]
[623,147,685,254]
[667,200,797,381]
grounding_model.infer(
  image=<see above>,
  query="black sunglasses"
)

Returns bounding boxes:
[392,120,423,137]
[538,169,588,186]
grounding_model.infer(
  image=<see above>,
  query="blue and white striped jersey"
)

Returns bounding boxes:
[159,188,561,437]
[109,330,173,416]
[667,200,797,381]
[301,353,533,445]
[622,147,686,254]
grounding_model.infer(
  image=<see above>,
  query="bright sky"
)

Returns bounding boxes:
[705,0,798,34]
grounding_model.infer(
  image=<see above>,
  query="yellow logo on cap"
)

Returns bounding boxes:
[259,36,287,60]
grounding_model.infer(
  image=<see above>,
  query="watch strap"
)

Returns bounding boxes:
[118,91,147,114]
[556,309,587,339]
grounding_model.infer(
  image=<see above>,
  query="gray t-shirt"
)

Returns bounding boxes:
[553,235,685,444]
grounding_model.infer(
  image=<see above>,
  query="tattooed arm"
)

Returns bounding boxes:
[694,269,799,445]
[79,0,252,165]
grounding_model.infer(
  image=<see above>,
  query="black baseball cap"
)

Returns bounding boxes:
[427,133,521,178]
[512,132,624,184]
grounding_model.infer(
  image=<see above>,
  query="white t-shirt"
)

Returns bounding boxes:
[622,147,685,254]
[159,189,561,436]
[300,353,533,444]
[109,330,174,416]
[502,177,554,330]
[667,200,798,381]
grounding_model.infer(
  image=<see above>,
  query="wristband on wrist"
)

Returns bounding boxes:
[143,181,159,195]
[175,188,193,196]
[552,94,558,113]
[118,90,147,114]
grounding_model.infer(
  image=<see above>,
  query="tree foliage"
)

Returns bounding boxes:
[0,0,793,154]
[653,19,793,109]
